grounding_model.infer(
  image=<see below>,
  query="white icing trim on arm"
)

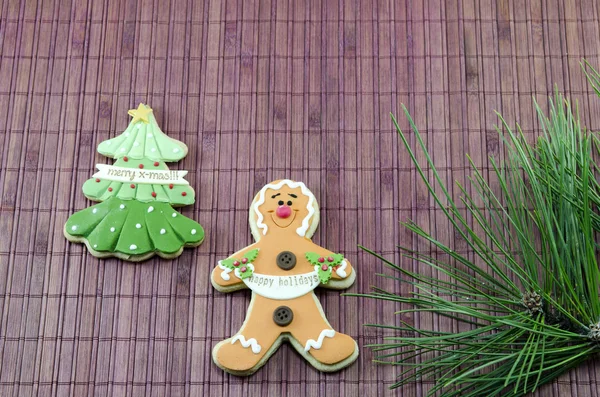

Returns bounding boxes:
[304,329,335,352]
[335,260,348,278]
[218,261,232,281]
[253,180,316,237]
[232,334,262,354]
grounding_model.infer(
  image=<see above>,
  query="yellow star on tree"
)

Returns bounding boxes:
[128,103,153,124]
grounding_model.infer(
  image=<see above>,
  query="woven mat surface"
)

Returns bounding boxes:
[2,0,600,396]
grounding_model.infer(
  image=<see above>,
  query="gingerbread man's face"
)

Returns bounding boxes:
[250,180,319,240]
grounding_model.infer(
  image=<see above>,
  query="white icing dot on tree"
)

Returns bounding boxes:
[133,141,140,147]
[120,204,125,209]
[160,228,166,235]
[126,132,130,136]
[120,148,126,152]
[173,148,179,153]
[147,133,152,138]
[93,244,97,248]
[130,244,137,250]
[105,141,110,145]
[191,229,196,235]
[136,124,141,129]
[148,206,154,213]
[172,213,177,217]
[151,148,156,152]
[92,208,97,214]
[110,227,115,232]
[71,225,77,231]
[136,223,142,229]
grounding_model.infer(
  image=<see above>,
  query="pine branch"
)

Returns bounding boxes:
[351,67,600,395]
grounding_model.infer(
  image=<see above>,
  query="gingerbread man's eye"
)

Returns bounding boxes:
[287,201,292,206]
[278,200,284,206]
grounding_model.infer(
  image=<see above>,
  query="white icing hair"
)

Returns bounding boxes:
[251,180,318,238]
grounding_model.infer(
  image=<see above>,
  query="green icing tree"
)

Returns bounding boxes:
[64,104,204,261]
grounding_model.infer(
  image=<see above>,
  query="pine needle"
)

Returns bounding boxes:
[349,63,600,395]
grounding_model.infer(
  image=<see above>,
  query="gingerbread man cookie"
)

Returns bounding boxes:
[211,179,358,375]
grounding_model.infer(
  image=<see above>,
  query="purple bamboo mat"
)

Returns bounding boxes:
[1,0,600,395]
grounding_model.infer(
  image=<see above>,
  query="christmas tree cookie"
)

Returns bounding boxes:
[64,104,204,261]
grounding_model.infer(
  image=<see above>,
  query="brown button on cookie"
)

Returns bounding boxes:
[276,251,296,270]
[273,306,293,326]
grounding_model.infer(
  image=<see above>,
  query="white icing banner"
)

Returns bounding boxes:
[92,164,189,185]
[241,271,321,300]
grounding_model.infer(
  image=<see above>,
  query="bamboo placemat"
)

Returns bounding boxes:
[1,0,600,395]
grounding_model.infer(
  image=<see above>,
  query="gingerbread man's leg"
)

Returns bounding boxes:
[212,294,282,375]
[288,293,358,370]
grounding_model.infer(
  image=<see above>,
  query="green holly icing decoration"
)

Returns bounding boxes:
[64,104,204,261]
[305,252,323,266]
[220,258,237,270]
[243,248,260,263]
[317,266,332,284]
[219,249,259,280]
[306,252,345,284]
[238,265,254,280]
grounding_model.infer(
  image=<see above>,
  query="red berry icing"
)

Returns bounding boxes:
[241,258,248,264]
[151,192,157,197]
[108,187,113,192]
[241,266,247,273]
[321,264,329,271]
[95,178,100,182]
[327,256,334,262]
[181,192,187,196]
[130,184,135,188]
[318,257,325,263]
[169,184,174,189]
[233,261,240,267]
[154,161,159,166]
[123,156,128,162]
[139,164,144,169]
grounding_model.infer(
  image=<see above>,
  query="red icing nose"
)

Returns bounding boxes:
[276,205,292,218]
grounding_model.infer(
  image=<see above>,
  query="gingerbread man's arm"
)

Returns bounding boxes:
[211,243,259,291]
[304,239,355,288]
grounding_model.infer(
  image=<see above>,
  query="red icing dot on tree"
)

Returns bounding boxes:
[318,257,325,263]
[242,258,248,264]
[241,266,247,273]
[169,184,174,189]
[181,192,187,196]
[154,161,159,166]
[123,156,128,162]
[151,192,157,197]
[139,164,144,169]
[233,261,240,267]
[95,178,100,182]
[327,256,334,262]
[321,264,329,271]
[108,187,113,192]
[130,184,135,189]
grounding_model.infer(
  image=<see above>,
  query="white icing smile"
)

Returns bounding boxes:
[270,210,297,228]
